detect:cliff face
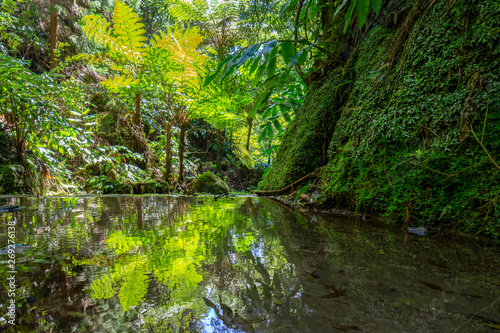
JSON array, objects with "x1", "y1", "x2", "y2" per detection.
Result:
[
  {"x1": 259, "y1": 70, "x2": 348, "y2": 191},
  {"x1": 261, "y1": 0, "x2": 500, "y2": 236}
]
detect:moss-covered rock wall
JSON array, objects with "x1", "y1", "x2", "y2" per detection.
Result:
[
  {"x1": 259, "y1": 70, "x2": 350, "y2": 190},
  {"x1": 262, "y1": 0, "x2": 500, "y2": 236}
]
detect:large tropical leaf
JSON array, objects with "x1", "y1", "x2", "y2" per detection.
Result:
[
  {"x1": 338, "y1": 0, "x2": 384, "y2": 33},
  {"x1": 280, "y1": 41, "x2": 295, "y2": 64}
]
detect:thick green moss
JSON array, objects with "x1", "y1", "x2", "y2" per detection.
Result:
[
  {"x1": 259, "y1": 70, "x2": 349, "y2": 191},
  {"x1": 192, "y1": 171, "x2": 229, "y2": 195},
  {"x1": 84, "y1": 175, "x2": 172, "y2": 194}
]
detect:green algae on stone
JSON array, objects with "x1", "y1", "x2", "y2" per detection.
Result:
[{"x1": 192, "y1": 171, "x2": 229, "y2": 195}]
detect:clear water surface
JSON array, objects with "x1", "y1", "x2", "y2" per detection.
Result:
[{"x1": 0, "y1": 195, "x2": 499, "y2": 332}]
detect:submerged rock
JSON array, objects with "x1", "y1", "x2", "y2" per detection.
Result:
[
  {"x1": 0, "y1": 205, "x2": 22, "y2": 213},
  {"x1": 407, "y1": 227, "x2": 428, "y2": 236},
  {"x1": 0, "y1": 244, "x2": 29, "y2": 255},
  {"x1": 407, "y1": 227, "x2": 441, "y2": 237},
  {"x1": 192, "y1": 171, "x2": 229, "y2": 195}
]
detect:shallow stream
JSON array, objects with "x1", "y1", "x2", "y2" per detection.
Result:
[{"x1": 0, "y1": 195, "x2": 499, "y2": 332}]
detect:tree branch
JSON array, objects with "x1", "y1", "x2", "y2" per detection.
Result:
[{"x1": 469, "y1": 123, "x2": 500, "y2": 171}]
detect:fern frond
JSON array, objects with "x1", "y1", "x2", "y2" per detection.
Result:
[
  {"x1": 217, "y1": 16, "x2": 236, "y2": 28},
  {"x1": 118, "y1": 264, "x2": 149, "y2": 312},
  {"x1": 70, "y1": 52, "x2": 112, "y2": 67},
  {"x1": 214, "y1": 0, "x2": 240, "y2": 22},
  {"x1": 112, "y1": 0, "x2": 146, "y2": 60},
  {"x1": 90, "y1": 274, "x2": 117, "y2": 299},
  {"x1": 168, "y1": 0, "x2": 206, "y2": 22},
  {"x1": 82, "y1": 14, "x2": 115, "y2": 49},
  {"x1": 152, "y1": 27, "x2": 206, "y2": 91},
  {"x1": 102, "y1": 74, "x2": 140, "y2": 92}
]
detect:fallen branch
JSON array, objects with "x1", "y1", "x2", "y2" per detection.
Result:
[{"x1": 254, "y1": 168, "x2": 322, "y2": 196}]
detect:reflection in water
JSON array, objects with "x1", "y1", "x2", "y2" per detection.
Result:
[{"x1": 0, "y1": 195, "x2": 499, "y2": 332}]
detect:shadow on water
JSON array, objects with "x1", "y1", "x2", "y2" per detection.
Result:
[{"x1": 0, "y1": 195, "x2": 499, "y2": 332}]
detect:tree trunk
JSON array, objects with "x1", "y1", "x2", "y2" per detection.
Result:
[
  {"x1": 320, "y1": 0, "x2": 334, "y2": 41},
  {"x1": 13, "y1": 104, "x2": 27, "y2": 163},
  {"x1": 178, "y1": 123, "x2": 187, "y2": 183},
  {"x1": 216, "y1": 129, "x2": 222, "y2": 169},
  {"x1": 49, "y1": 0, "x2": 58, "y2": 70},
  {"x1": 164, "y1": 122, "x2": 172, "y2": 183},
  {"x1": 246, "y1": 117, "x2": 253, "y2": 151},
  {"x1": 134, "y1": 93, "x2": 142, "y2": 127}
]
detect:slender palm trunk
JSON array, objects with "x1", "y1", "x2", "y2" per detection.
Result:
[
  {"x1": 164, "y1": 122, "x2": 172, "y2": 183},
  {"x1": 178, "y1": 123, "x2": 187, "y2": 182},
  {"x1": 216, "y1": 129, "x2": 222, "y2": 168},
  {"x1": 49, "y1": 0, "x2": 58, "y2": 70},
  {"x1": 246, "y1": 117, "x2": 253, "y2": 151}
]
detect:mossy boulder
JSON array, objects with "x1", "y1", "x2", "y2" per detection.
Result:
[
  {"x1": 85, "y1": 176, "x2": 173, "y2": 194},
  {"x1": 192, "y1": 171, "x2": 229, "y2": 195}
]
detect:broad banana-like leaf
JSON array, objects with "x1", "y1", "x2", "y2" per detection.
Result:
[{"x1": 280, "y1": 41, "x2": 295, "y2": 64}]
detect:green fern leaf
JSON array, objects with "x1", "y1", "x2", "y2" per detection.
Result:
[
  {"x1": 102, "y1": 75, "x2": 140, "y2": 92},
  {"x1": 112, "y1": 1, "x2": 146, "y2": 60},
  {"x1": 90, "y1": 274, "x2": 117, "y2": 299},
  {"x1": 169, "y1": 0, "x2": 206, "y2": 21},
  {"x1": 82, "y1": 14, "x2": 114, "y2": 49},
  {"x1": 118, "y1": 265, "x2": 149, "y2": 311}
]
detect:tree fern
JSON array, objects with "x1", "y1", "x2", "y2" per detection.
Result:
[{"x1": 151, "y1": 26, "x2": 206, "y2": 90}]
